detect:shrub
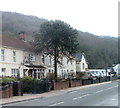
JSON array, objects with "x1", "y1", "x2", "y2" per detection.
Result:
[
  {"x1": 46, "y1": 73, "x2": 55, "y2": 81},
  {"x1": 68, "y1": 72, "x2": 76, "y2": 79},
  {"x1": 60, "y1": 79, "x2": 67, "y2": 82},
  {"x1": 22, "y1": 76, "x2": 33, "y2": 93},
  {"x1": 77, "y1": 72, "x2": 85, "y2": 78},
  {"x1": 32, "y1": 79, "x2": 51, "y2": 93}
]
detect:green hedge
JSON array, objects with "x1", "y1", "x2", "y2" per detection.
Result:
[
  {"x1": 32, "y1": 79, "x2": 50, "y2": 93},
  {"x1": 0, "y1": 77, "x2": 17, "y2": 82},
  {"x1": 22, "y1": 76, "x2": 33, "y2": 93}
]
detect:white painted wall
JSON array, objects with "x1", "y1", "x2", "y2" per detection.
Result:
[
  {"x1": 0, "y1": 47, "x2": 24, "y2": 77},
  {"x1": 113, "y1": 64, "x2": 120, "y2": 74},
  {"x1": 76, "y1": 54, "x2": 88, "y2": 72},
  {"x1": 0, "y1": 46, "x2": 76, "y2": 79}
]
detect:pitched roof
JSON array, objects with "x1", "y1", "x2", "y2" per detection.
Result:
[
  {"x1": 0, "y1": 36, "x2": 33, "y2": 51},
  {"x1": 74, "y1": 53, "x2": 82, "y2": 62},
  {"x1": 74, "y1": 53, "x2": 88, "y2": 63}
]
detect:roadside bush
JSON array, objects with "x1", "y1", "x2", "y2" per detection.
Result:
[
  {"x1": 31, "y1": 79, "x2": 51, "y2": 93},
  {"x1": 22, "y1": 76, "x2": 33, "y2": 93}
]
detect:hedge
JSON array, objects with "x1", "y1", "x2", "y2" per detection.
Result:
[{"x1": 0, "y1": 77, "x2": 17, "y2": 82}]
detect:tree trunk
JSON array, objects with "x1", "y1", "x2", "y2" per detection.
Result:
[{"x1": 54, "y1": 47, "x2": 57, "y2": 81}]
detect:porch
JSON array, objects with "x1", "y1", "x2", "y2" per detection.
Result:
[{"x1": 23, "y1": 65, "x2": 46, "y2": 79}]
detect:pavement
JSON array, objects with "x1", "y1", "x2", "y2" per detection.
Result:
[{"x1": 1, "y1": 80, "x2": 114, "y2": 105}]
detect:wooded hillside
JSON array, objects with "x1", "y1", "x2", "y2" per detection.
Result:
[{"x1": 1, "y1": 11, "x2": 118, "y2": 68}]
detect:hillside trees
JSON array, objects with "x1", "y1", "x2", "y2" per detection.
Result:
[
  {"x1": 1, "y1": 11, "x2": 118, "y2": 69},
  {"x1": 77, "y1": 32, "x2": 118, "y2": 68}
]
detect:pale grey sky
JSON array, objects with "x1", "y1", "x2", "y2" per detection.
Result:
[{"x1": 0, "y1": 0, "x2": 118, "y2": 37}]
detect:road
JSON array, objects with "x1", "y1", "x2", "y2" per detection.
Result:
[{"x1": 4, "y1": 80, "x2": 119, "y2": 107}]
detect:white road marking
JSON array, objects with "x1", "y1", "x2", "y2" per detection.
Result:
[
  {"x1": 73, "y1": 94, "x2": 90, "y2": 100},
  {"x1": 95, "y1": 90, "x2": 104, "y2": 93},
  {"x1": 70, "y1": 91, "x2": 77, "y2": 93},
  {"x1": 111, "y1": 98, "x2": 116, "y2": 101},
  {"x1": 95, "y1": 85, "x2": 118, "y2": 94},
  {"x1": 49, "y1": 101, "x2": 64, "y2": 106}
]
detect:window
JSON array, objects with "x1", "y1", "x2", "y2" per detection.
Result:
[
  {"x1": 13, "y1": 51, "x2": 16, "y2": 62},
  {"x1": 82, "y1": 63, "x2": 85, "y2": 70},
  {"x1": 1, "y1": 68, "x2": 6, "y2": 76},
  {"x1": 67, "y1": 58, "x2": 69, "y2": 64},
  {"x1": 29, "y1": 54, "x2": 36, "y2": 61},
  {"x1": 41, "y1": 55, "x2": 45, "y2": 64},
  {"x1": 61, "y1": 70, "x2": 64, "y2": 78},
  {"x1": 49, "y1": 56, "x2": 52, "y2": 65},
  {"x1": 67, "y1": 69, "x2": 69, "y2": 73},
  {"x1": 52, "y1": 70, "x2": 54, "y2": 73},
  {"x1": 1, "y1": 49, "x2": 5, "y2": 61},
  {"x1": 49, "y1": 69, "x2": 51, "y2": 72},
  {"x1": 61, "y1": 57, "x2": 63, "y2": 64},
  {"x1": 11, "y1": 69, "x2": 19, "y2": 77}
]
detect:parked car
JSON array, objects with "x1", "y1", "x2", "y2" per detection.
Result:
[{"x1": 87, "y1": 72, "x2": 96, "y2": 80}]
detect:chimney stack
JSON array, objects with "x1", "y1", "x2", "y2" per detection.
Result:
[{"x1": 19, "y1": 32, "x2": 26, "y2": 41}]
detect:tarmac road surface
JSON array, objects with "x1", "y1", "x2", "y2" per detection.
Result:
[{"x1": 4, "y1": 80, "x2": 119, "y2": 107}]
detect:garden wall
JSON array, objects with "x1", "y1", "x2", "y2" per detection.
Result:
[
  {"x1": 69, "y1": 79, "x2": 82, "y2": 87},
  {"x1": 0, "y1": 81, "x2": 21, "y2": 98},
  {"x1": 0, "y1": 83, "x2": 13, "y2": 98},
  {"x1": 51, "y1": 80, "x2": 69, "y2": 90}
]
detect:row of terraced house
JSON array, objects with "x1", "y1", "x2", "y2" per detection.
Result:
[{"x1": 0, "y1": 33, "x2": 88, "y2": 79}]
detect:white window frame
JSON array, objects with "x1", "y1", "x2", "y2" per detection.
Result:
[
  {"x1": 13, "y1": 51, "x2": 16, "y2": 62},
  {"x1": 1, "y1": 49, "x2": 5, "y2": 61},
  {"x1": 82, "y1": 63, "x2": 85, "y2": 70},
  {"x1": 49, "y1": 56, "x2": 52, "y2": 65},
  {"x1": 1, "y1": 68, "x2": 6, "y2": 76},
  {"x1": 61, "y1": 57, "x2": 63, "y2": 65},
  {"x1": 29, "y1": 54, "x2": 36, "y2": 62},
  {"x1": 41, "y1": 55, "x2": 45, "y2": 64},
  {"x1": 11, "y1": 69, "x2": 19, "y2": 77}
]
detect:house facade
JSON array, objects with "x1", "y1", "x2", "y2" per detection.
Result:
[
  {"x1": 113, "y1": 64, "x2": 120, "y2": 74},
  {"x1": 0, "y1": 35, "x2": 46, "y2": 78},
  {"x1": 0, "y1": 46, "x2": 24, "y2": 77},
  {"x1": 0, "y1": 35, "x2": 77, "y2": 79},
  {"x1": 75, "y1": 53, "x2": 88, "y2": 73}
]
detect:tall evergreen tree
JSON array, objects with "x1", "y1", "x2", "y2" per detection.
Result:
[{"x1": 33, "y1": 20, "x2": 79, "y2": 80}]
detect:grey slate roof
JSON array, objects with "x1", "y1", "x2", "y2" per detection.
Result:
[
  {"x1": 74, "y1": 53, "x2": 88, "y2": 63},
  {"x1": 74, "y1": 53, "x2": 83, "y2": 62}
]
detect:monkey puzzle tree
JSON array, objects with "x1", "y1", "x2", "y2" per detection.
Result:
[{"x1": 33, "y1": 20, "x2": 79, "y2": 80}]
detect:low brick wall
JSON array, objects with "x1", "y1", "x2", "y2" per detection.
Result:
[
  {"x1": 0, "y1": 81, "x2": 21, "y2": 98},
  {"x1": 51, "y1": 80, "x2": 69, "y2": 90},
  {"x1": 70, "y1": 79, "x2": 82, "y2": 87},
  {"x1": 51, "y1": 79, "x2": 82, "y2": 90},
  {"x1": 0, "y1": 83, "x2": 13, "y2": 98}
]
